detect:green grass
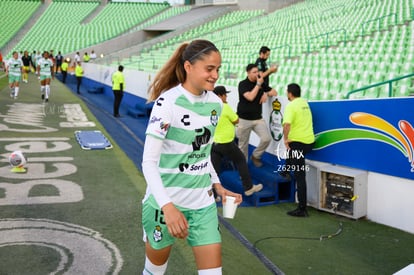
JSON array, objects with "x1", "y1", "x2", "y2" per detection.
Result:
[{"x1": 229, "y1": 204, "x2": 414, "y2": 274}]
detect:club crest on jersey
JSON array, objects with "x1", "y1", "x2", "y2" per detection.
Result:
[
  {"x1": 153, "y1": 225, "x2": 163, "y2": 242},
  {"x1": 210, "y1": 110, "x2": 219, "y2": 126}
]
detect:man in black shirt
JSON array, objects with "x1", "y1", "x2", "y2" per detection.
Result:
[
  {"x1": 55, "y1": 51, "x2": 63, "y2": 74},
  {"x1": 237, "y1": 64, "x2": 277, "y2": 167}
]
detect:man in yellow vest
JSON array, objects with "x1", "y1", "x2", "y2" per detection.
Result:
[
  {"x1": 75, "y1": 61, "x2": 83, "y2": 94},
  {"x1": 211, "y1": 86, "x2": 263, "y2": 197},
  {"x1": 83, "y1": 52, "x2": 90, "y2": 63},
  {"x1": 112, "y1": 65, "x2": 125, "y2": 117},
  {"x1": 282, "y1": 83, "x2": 315, "y2": 217}
]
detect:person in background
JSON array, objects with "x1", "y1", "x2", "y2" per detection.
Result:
[
  {"x1": 0, "y1": 51, "x2": 3, "y2": 71},
  {"x1": 83, "y1": 52, "x2": 90, "y2": 63},
  {"x1": 33, "y1": 50, "x2": 42, "y2": 70},
  {"x1": 49, "y1": 50, "x2": 55, "y2": 73},
  {"x1": 73, "y1": 52, "x2": 80, "y2": 67},
  {"x1": 211, "y1": 85, "x2": 263, "y2": 196},
  {"x1": 112, "y1": 65, "x2": 125, "y2": 117},
  {"x1": 21, "y1": 50, "x2": 32, "y2": 83},
  {"x1": 55, "y1": 51, "x2": 63, "y2": 74},
  {"x1": 36, "y1": 51, "x2": 54, "y2": 102},
  {"x1": 282, "y1": 83, "x2": 315, "y2": 217},
  {"x1": 255, "y1": 46, "x2": 278, "y2": 90},
  {"x1": 90, "y1": 50, "x2": 97, "y2": 61},
  {"x1": 141, "y1": 39, "x2": 241, "y2": 275},
  {"x1": 61, "y1": 58, "x2": 69, "y2": 83},
  {"x1": 75, "y1": 61, "x2": 83, "y2": 94},
  {"x1": 5, "y1": 51, "x2": 23, "y2": 99},
  {"x1": 237, "y1": 63, "x2": 277, "y2": 167}
]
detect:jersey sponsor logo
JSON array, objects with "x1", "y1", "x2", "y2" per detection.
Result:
[
  {"x1": 156, "y1": 97, "x2": 165, "y2": 106},
  {"x1": 189, "y1": 161, "x2": 208, "y2": 171},
  {"x1": 192, "y1": 127, "x2": 211, "y2": 151},
  {"x1": 178, "y1": 163, "x2": 189, "y2": 172},
  {"x1": 188, "y1": 152, "x2": 206, "y2": 159},
  {"x1": 181, "y1": 114, "x2": 190, "y2": 126},
  {"x1": 149, "y1": 116, "x2": 162, "y2": 124},
  {"x1": 160, "y1": 122, "x2": 169, "y2": 132},
  {"x1": 149, "y1": 116, "x2": 169, "y2": 135},
  {"x1": 178, "y1": 161, "x2": 208, "y2": 172}
]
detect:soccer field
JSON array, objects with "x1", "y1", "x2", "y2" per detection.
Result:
[{"x1": 0, "y1": 73, "x2": 271, "y2": 274}]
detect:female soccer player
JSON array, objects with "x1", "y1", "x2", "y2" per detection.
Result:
[
  {"x1": 37, "y1": 51, "x2": 54, "y2": 102},
  {"x1": 142, "y1": 39, "x2": 242, "y2": 275},
  {"x1": 5, "y1": 51, "x2": 23, "y2": 99}
]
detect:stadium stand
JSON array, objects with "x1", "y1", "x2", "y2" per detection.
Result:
[
  {"x1": 7, "y1": 1, "x2": 169, "y2": 57},
  {"x1": 114, "y1": 0, "x2": 412, "y2": 99},
  {"x1": 128, "y1": 5, "x2": 192, "y2": 32},
  {"x1": 2, "y1": 0, "x2": 413, "y2": 99},
  {"x1": 0, "y1": 0, "x2": 41, "y2": 49},
  {"x1": 122, "y1": 9, "x2": 265, "y2": 71}
]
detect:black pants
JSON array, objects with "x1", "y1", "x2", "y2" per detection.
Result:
[
  {"x1": 211, "y1": 140, "x2": 253, "y2": 191},
  {"x1": 113, "y1": 90, "x2": 124, "y2": 116},
  {"x1": 76, "y1": 76, "x2": 82, "y2": 93},
  {"x1": 62, "y1": 71, "x2": 67, "y2": 83},
  {"x1": 285, "y1": 141, "x2": 314, "y2": 210}
]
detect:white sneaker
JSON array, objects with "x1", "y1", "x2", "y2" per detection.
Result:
[{"x1": 245, "y1": 183, "x2": 263, "y2": 196}]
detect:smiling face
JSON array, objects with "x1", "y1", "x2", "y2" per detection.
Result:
[{"x1": 183, "y1": 51, "x2": 221, "y2": 95}]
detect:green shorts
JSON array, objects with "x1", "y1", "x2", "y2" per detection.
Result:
[
  {"x1": 8, "y1": 75, "x2": 21, "y2": 83},
  {"x1": 40, "y1": 75, "x2": 51, "y2": 81},
  {"x1": 142, "y1": 201, "x2": 221, "y2": 250}
]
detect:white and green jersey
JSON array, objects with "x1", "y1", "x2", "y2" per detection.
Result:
[
  {"x1": 143, "y1": 84, "x2": 222, "y2": 210},
  {"x1": 38, "y1": 58, "x2": 53, "y2": 77},
  {"x1": 7, "y1": 58, "x2": 23, "y2": 76}
]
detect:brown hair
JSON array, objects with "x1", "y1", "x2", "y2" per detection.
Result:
[{"x1": 147, "y1": 39, "x2": 219, "y2": 102}]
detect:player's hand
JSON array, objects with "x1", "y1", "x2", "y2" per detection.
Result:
[
  {"x1": 270, "y1": 65, "x2": 278, "y2": 73},
  {"x1": 284, "y1": 139, "x2": 291, "y2": 150},
  {"x1": 162, "y1": 202, "x2": 189, "y2": 239},
  {"x1": 214, "y1": 183, "x2": 242, "y2": 205}
]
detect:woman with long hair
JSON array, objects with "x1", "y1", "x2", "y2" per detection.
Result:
[{"x1": 142, "y1": 39, "x2": 242, "y2": 275}]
